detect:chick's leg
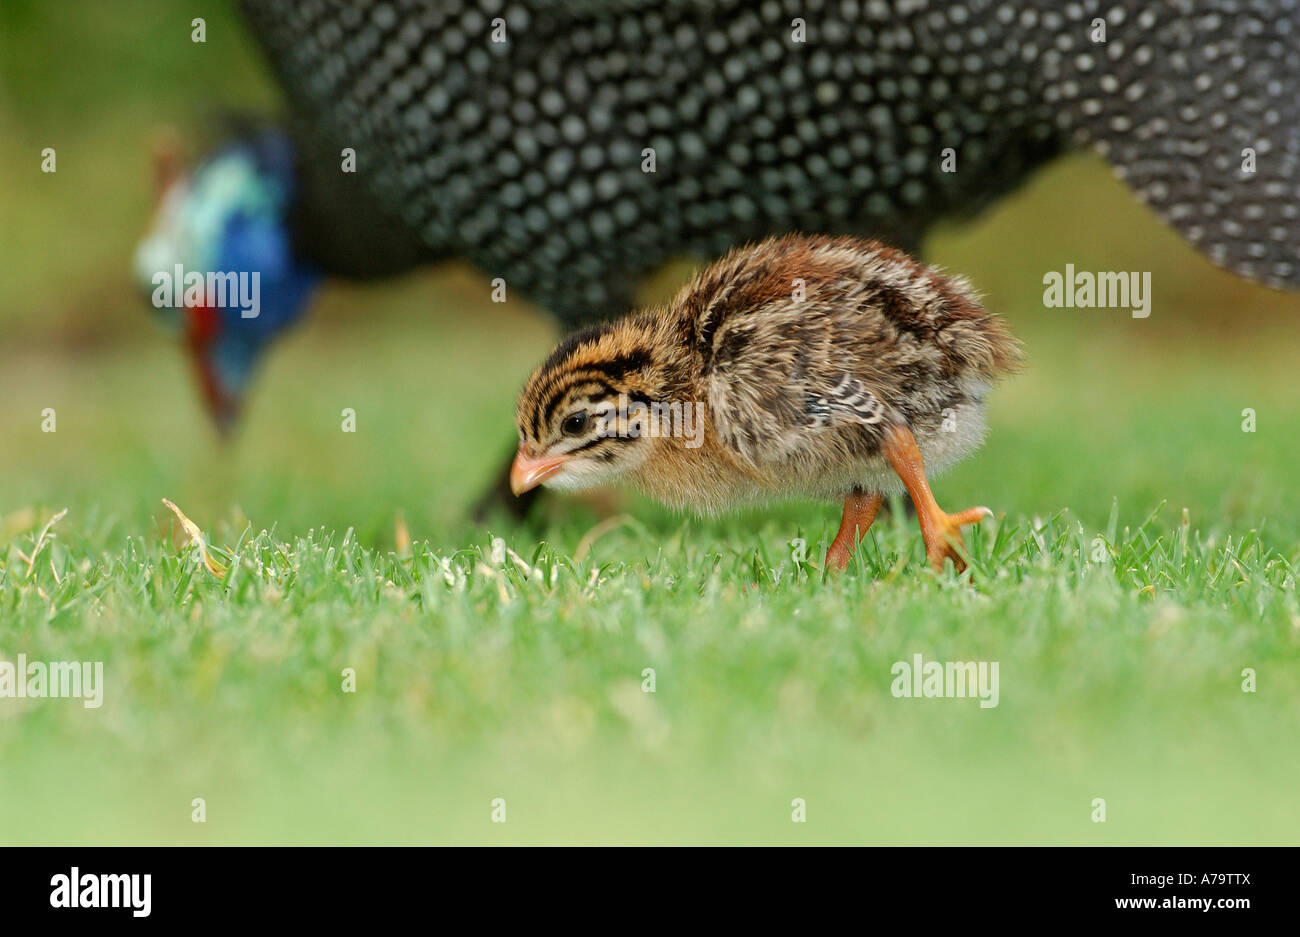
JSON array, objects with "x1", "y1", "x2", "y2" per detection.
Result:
[
  {"x1": 825, "y1": 489, "x2": 884, "y2": 571},
  {"x1": 882, "y1": 424, "x2": 990, "y2": 572}
]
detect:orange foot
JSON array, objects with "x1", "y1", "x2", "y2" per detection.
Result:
[
  {"x1": 916, "y1": 505, "x2": 991, "y2": 572},
  {"x1": 882, "y1": 423, "x2": 992, "y2": 573}
]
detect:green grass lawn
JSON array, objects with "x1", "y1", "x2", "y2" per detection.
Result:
[
  {"x1": 2, "y1": 495, "x2": 1297, "y2": 845},
  {"x1": 2, "y1": 0, "x2": 1299, "y2": 840}
]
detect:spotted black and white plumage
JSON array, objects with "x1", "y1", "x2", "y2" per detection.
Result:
[{"x1": 238, "y1": 0, "x2": 1299, "y2": 329}]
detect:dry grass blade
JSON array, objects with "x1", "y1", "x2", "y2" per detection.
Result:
[
  {"x1": 161, "y1": 498, "x2": 227, "y2": 578},
  {"x1": 18, "y1": 507, "x2": 67, "y2": 579}
]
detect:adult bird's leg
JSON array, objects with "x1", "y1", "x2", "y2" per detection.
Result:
[
  {"x1": 472, "y1": 445, "x2": 542, "y2": 522},
  {"x1": 825, "y1": 489, "x2": 884, "y2": 571},
  {"x1": 882, "y1": 424, "x2": 990, "y2": 572}
]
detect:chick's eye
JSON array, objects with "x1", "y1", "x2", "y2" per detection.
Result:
[{"x1": 561, "y1": 412, "x2": 590, "y2": 437}]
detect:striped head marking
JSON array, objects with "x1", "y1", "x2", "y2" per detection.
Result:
[{"x1": 511, "y1": 324, "x2": 659, "y2": 495}]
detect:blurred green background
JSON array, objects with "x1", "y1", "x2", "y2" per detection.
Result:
[{"x1": 2, "y1": 1, "x2": 1298, "y2": 845}]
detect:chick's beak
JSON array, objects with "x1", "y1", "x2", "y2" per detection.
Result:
[{"x1": 510, "y1": 448, "x2": 569, "y2": 496}]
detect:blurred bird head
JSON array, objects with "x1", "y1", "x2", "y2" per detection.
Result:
[{"x1": 134, "y1": 128, "x2": 320, "y2": 435}]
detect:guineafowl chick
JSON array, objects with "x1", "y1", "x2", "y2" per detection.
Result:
[{"x1": 513, "y1": 234, "x2": 1021, "y2": 572}]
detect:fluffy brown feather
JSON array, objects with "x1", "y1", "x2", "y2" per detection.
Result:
[{"x1": 515, "y1": 233, "x2": 1021, "y2": 515}]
